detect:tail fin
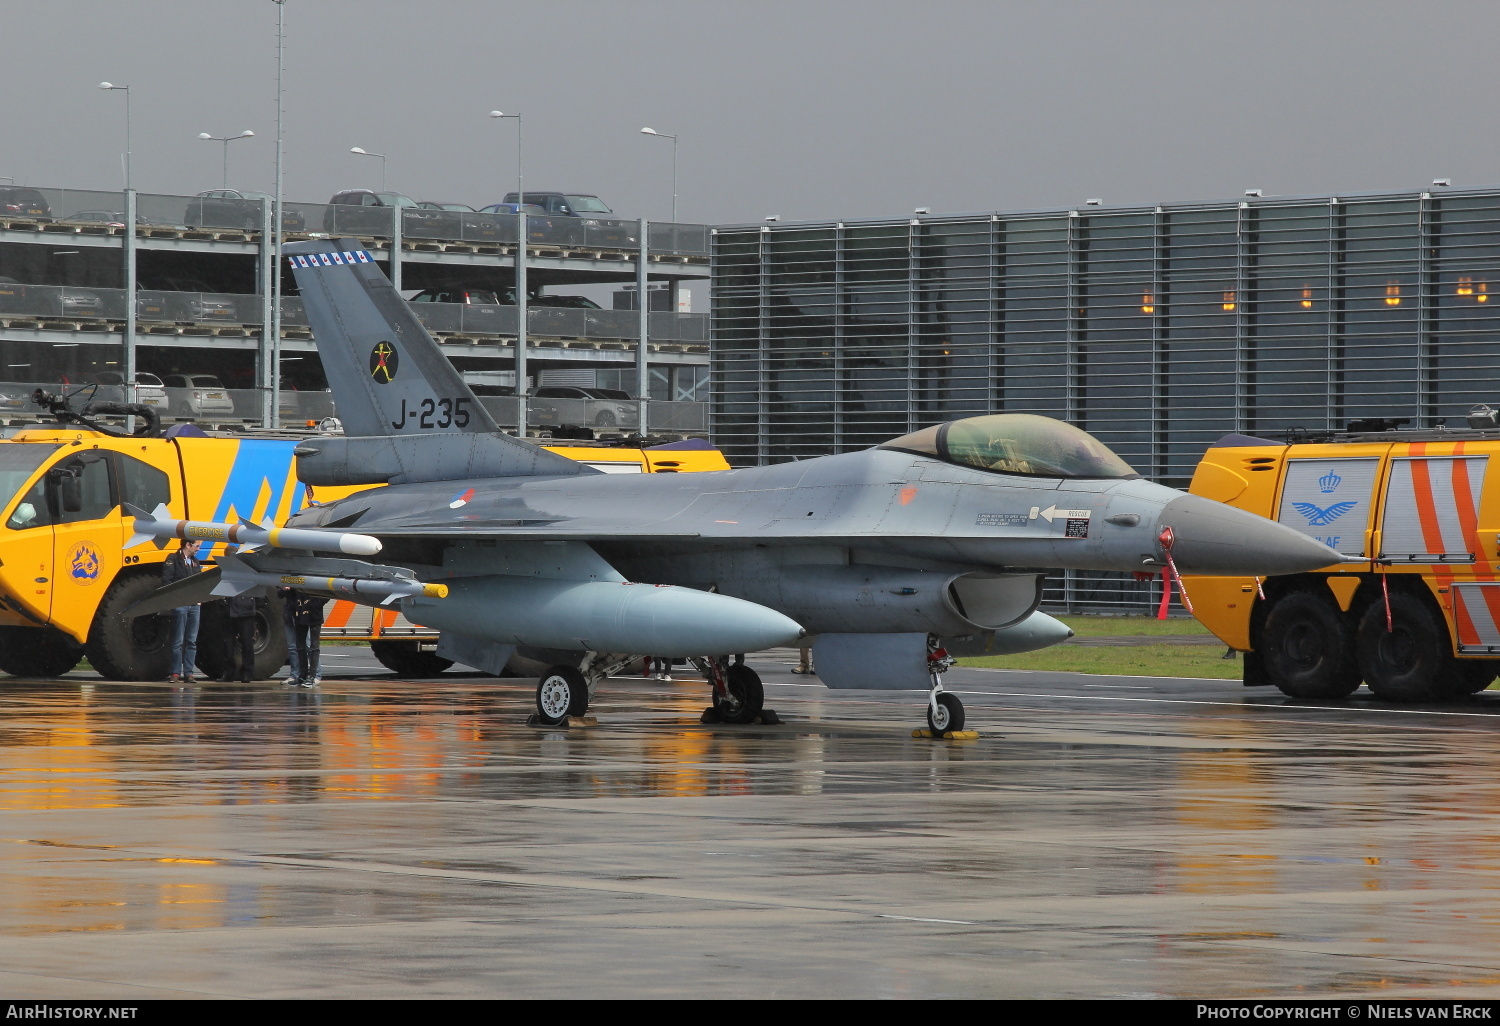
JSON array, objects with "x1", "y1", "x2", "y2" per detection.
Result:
[
  {"x1": 286, "y1": 238, "x2": 588, "y2": 480},
  {"x1": 284, "y1": 239, "x2": 492, "y2": 434}
]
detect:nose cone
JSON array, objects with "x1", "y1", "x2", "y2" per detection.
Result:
[
  {"x1": 1160, "y1": 493, "x2": 1342, "y2": 575},
  {"x1": 989, "y1": 610, "x2": 1074, "y2": 655}
]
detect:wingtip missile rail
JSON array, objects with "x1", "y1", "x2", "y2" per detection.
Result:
[{"x1": 124, "y1": 503, "x2": 382, "y2": 556}]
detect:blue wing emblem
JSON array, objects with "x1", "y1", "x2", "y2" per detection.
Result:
[{"x1": 1291, "y1": 501, "x2": 1358, "y2": 527}]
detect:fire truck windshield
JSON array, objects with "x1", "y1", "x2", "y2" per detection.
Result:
[{"x1": 0, "y1": 444, "x2": 60, "y2": 528}]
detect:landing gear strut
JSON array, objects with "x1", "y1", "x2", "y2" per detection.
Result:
[
  {"x1": 533, "y1": 652, "x2": 638, "y2": 725},
  {"x1": 692, "y1": 656, "x2": 764, "y2": 724},
  {"x1": 925, "y1": 642, "x2": 964, "y2": 733}
]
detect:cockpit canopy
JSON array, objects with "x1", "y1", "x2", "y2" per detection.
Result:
[{"x1": 880, "y1": 414, "x2": 1138, "y2": 479}]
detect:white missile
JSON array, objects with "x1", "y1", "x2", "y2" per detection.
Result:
[
  {"x1": 211, "y1": 566, "x2": 447, "y2": 605},
  {"x1": 125, "y1": 502, "x2": 381, "y2": 556}
]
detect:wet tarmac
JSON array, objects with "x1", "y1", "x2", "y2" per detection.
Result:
[{"x1": 4, "y1": 648, "x2": 1500, "y2": 999}]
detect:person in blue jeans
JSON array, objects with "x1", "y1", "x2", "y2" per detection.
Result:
[
  {"x1": 278, "y1": 586, "x2": 302, "y2": 685},
  {"x1": 162, "y1": 540, "x2": 204, "y2": 683}
]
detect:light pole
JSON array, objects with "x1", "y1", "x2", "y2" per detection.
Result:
[
  {"x1": 98, "y1": 81, "x2": 136, "y2": 422},
  {"x1": 640, "y1": 126, "x2": 678, "y2": 223},
  {"x1": 349, "y1": 147, "x2": 386, "y2": 192},
  {"x1": 198, "y1": 130, "x2": 255, "y2": 188},
  {"x1": 489, "y1": 110, "x2": 526, "y2": 437},
  {"x1": 268, "y1": 0, "x2": 287, "y2": 429}
]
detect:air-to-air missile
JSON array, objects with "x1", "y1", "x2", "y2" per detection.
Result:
[{"x1": 124, "y1": 502, "x2": 381, "y2": 556}]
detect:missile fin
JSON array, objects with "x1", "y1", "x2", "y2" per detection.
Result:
[{"x1": 122, "y1": 502, "x2": 163, "y2": 550}]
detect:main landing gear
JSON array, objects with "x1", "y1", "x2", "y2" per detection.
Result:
[
  {"x1": 533, "y1": 652, "x2": 639, "y2": 725},
  {"x1": 925, "y1": 642, "x2": 965, "y2": 734}
]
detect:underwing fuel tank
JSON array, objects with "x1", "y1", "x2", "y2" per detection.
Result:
[{"x1": 406, "y1": 577, "x2": 805, "y2": 657}]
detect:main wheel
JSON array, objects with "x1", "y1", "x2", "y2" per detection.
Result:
[
  {"x1": 1356, "y1": 591, "x2": 1455, "y2": 703},
  {"x1": 536, "y1": 665, "x2": 588, "y2": 724},
  {"x1": 714, "y1": 663, "x2": 764, "y2": 724},
  {"x1": 0, "y1": 626, "x2": 82, "y2": 678},
  {"x1": 84, "y1": 571, "x2": 175, "y2": 681},
  {"x1": 1259, "y1": 589, "x2": 1362, "y2": 699},
  {"x1": 195, "y1": 594, "x2": 288, "y2": 681},
  {"x1": 927, "y1": 692, "x2": 965, "y2": 733},
  {"x1": 1452, "y1": 660, "x2": 1499, "y2": 695},
  {"x1": 370, "y1": 639, "x2": 454, "y2": 677}
]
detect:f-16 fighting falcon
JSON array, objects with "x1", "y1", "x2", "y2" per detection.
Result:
[{"x1": 131, "y1": 238, "x2": 1342, "y2": 732}]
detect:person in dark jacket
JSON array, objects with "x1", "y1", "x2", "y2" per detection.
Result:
[
  {"x1": 162, "y1": 541, "x2": 204, "y2": 683},
  {"x1": 218, "y1": 593, "x2": 260, "y2": 683},
  {"x1": 286, "y1": 589, "x2": 328, "y2": 688}
]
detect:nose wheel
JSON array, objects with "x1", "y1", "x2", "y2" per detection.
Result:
[{"x1": 923, "y1": 642, "x2": 966, "y2": 734}]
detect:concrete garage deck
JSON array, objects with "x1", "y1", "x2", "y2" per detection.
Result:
[{"x1": 3, "y1": 649, "x2": 1500, "y2": 999}]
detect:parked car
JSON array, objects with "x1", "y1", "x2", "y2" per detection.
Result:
[
  {"x1": 532, "y1": 294, "x2": 602, "y2": 309},
  {"x1": 161, "y1": 374, "x2": 235, "y2": 418},
  {"x1": 183, "y1": 190, "x2": 307, "y2": 232},
  {"x1": 0, "y1": 275, "x2": 26, "y2": 313},
  {"x1": 499, "y1": 192, "x2": 634, "y2": 246},
  {"x1": 404, "y1": 201, "x2": 477, "y2": 239},
  {"x1": 86, "y1": 370, "x2": 168, "y2": 408},
  {"x1": 137, "y1": 276, "x2": 238, "y2": 322},
  {"x1": 531, "y1": 385, "x2": 639, "y2": 430},
  {"x1": 0, "y1": 187, "x2": 51, "y2": 221},
  {"x1": 477, "y1": 202, "x2": 548, "y2": 216},
  {"x1": 408, "y1": 286, "x2": 509, "y2": 306},
  {"x1": 58, "y1": 288, "x2": 104, "y2": 318},
  {"x1": 501, "y1": 192, "x2": 614, "y2": 216},
  {"x1": 322, "y1": 190, "x2": 418, "y2": 234}
]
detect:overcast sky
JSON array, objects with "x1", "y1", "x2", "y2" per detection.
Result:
[{"x1": 5, "y1": 0, "x2": 1499, "y2": 226}]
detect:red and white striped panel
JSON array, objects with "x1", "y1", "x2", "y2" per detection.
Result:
[
  {"x1": 1452, "y1": 583, "x2": 1500, "y2": 654},
  {"x1": 1379, "y1": 456, "x2": 1486, "y2": 562}
]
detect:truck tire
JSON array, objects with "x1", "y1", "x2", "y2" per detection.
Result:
[
  {"x1": 195, "y1": 594, "x2": 288, "y2": 681},
  {"x1": 1451, "y1": 660, "x2": 1498, "y2": 695},
  {"x1": 1356, "y1": 591, "x2": 1456, "y2": 702},
  {"x1": 84, "y1": 571, "x2": 175, "y2": 681},
  {"x1": 370, "y1": 639, "x2": 453, "y2": 677},
  {"x1": 1259, "y1": 589, "x2": 1362, "y2": 699},
  {"x1": 0, "y1": 625, "x2": 83, "y2": 678}
]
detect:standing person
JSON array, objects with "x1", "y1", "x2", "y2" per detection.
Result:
[
  {"x1": 277, "y1": 586, "x2": 301, "y2": 685},
  {"x1": 287, "y1": 588, "x2": 328, "y2": 688},
  {"x1": 162, "y1": 540, "x2": 204, "y2": 684},
  {"x1": 792, "y1": 645, "x2": 815, "y2": 675},
  {"x1": 218, "y1": 593, "x2": 259, "y2": 683}
]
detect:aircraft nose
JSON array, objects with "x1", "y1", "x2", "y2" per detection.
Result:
[{"x1": 1158, "y1": 493, "x2": 1342, "y2": 576}]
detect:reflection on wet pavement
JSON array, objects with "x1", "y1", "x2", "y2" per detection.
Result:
[{"x1": 3, "y1": 656, "x2": 1500, "y2": 998}]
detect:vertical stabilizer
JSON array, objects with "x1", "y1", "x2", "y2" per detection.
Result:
[{"x1": 286, "y1": 239, "x2": 499, "y2": 438}]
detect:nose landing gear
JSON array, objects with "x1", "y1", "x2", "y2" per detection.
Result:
[{"x1": 924, "y1": 643, "x2": 965, "y2": 734}]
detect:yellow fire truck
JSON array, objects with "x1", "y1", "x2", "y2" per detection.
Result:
[
  {"x1": 0, "y1": 426, "x2": 726, "y2": 681},
  {"x1": 1186, "y1": 424, "x2": 1500, "y2": 702}
]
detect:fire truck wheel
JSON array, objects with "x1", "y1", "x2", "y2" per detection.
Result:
[
  {"x1": 0, "y1": 626, "x2": 82, "y2": 678},
  {"x1": 370, "y1": 639, "x2": 454, "y2": 678},
  {"x1": 84, "y1": 571, "x2": 175, "y2": 681},
  {"x1": 1450, "y1": 660, "x2": 1498, "y2": 695},
  {"x1": 1356, "y1": 592, "x2": 1456, "y2": 702},
  {"x1": 1260, "y1": 590, "x2": 1362, "y2": 699},
  {"x1": 195, "y1": 594, "x2": 289, "y2": 681}
]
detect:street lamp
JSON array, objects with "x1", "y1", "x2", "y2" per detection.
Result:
[
  {"x1": 98, "y1": 81, "x2": 136, "y2": 424},
  {"x1": 489, "y1": 110, "x2": 527, "y2": 438},
  {"x1": 349, "y1": 146, "x2": 387, "y2": 192},
  {"x1": 97, "y1": 82, "x2": 132, "y2": 190},
  {"x1": 198, "y1": 130, "x2": 255, "y2": 188},
  {"x1": 640, "y1": 126, "x2": 678, "y2": 223}
]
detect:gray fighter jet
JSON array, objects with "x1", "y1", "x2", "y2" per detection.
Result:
[{"x1": 133, "y1": 239, "x2": 1341, "y2": 732}]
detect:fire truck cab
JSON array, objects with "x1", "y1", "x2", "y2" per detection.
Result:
[{"x1": 1186, "y1": 424, "x2": 1500, "y2": 702}]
